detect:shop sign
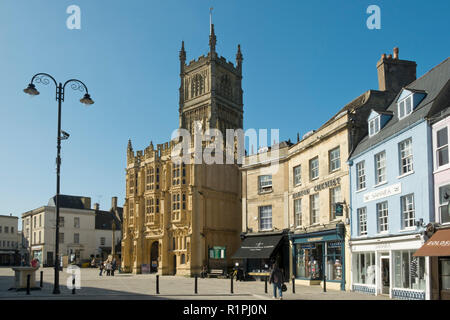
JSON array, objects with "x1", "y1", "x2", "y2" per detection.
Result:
[
  {"x1": 426, "y1": 240, "x2": 450, "y2": 247},
  {"x1": 307, "y1": 237, "x2": 323, "y2": 242},
  {"x1": 293, "y1": 177, "x2": 341, "y2": 199},
  {"x1": 328, "y1": 241, "x2": 342, "y2": 248},
  {"x1": 300, "y1": 243, "x2": 316, "y2": 249},
  {"x1": 363, "y1": 183, "x2": 401, "y2": 203}
]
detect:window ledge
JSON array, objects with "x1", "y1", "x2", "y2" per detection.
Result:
[
  {"x1": 356, "y1": 188, "x2": 367, "y2": 194},
  {"x1": 329, "y1": 168, "x2": 341, "y2": 174},
  {"x1": 310, "y1": 177, "x2": 319, "y2": 182},
  {"x1": 399, "y1": 227, "x2": 417, "y2": 232},
  {"x1": 258, "y1": 190, "x2": 274, "y2": 195},
  {"x1": 397, "y1": 171, "x2": 415, "y2": 179},
  {"x1": 374, "y1": 181, "x2": 388, "y2": 188},
  {"x1": 375, "y1": 231, "x2": 389, "y2": 236}
]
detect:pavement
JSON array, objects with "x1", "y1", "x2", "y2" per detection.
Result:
[{"x1": 0, "y1": 267, "x2": 390, "y2": 300}]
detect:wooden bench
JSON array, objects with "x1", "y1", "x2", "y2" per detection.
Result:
[{"x1": 207, "y1": 269, "x2": 224, "y2": 278}]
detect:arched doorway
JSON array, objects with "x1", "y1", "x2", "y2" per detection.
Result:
[{"x1": 150, "y1": 241, "x2": 159, "y2": 273}]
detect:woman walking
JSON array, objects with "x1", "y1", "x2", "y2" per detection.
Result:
[{"x1": 269, "y1": 263, "x2": 284, "y2": 300}]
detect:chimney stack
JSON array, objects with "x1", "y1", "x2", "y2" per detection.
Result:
[
  {"x1": 93, "y1": 203, "x2": 99, "y2": 211},
  {"x1": 377, "y1": 47, "x2": 416, "y2": 94},
  {"x1": 111, "y1": 197, "x2": 118, "y2": 210}
]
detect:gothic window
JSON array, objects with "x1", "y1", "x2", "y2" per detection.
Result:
[
  {"x1": 219, "y1": 74, "x2": 232, "y2": 98},
  {"x1": 146, "y1": 167, "x2": 155, "y2": 191},
  {"x1": 190, "y1": 74, "x2": 205, "y2": 98}
]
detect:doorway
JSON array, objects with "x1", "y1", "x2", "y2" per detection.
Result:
[
  {"x1": 381, "y1": 257, "x2": 390, "y2": 295},
  {"x1": 150, "y1": 242, "x2": 159, "y2": 273},
  {"x1": 47, "y1": 252, "x2": 54, "y2": 267}
]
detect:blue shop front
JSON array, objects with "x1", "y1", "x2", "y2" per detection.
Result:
[{"x1": 290, "y1": 224, "x2": 346, "y2": 291}]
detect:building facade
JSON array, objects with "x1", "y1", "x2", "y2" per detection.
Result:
[
  {"x1": 237, "y1": 48, "x2": 412, "y2": 291},
  {"x1": 0, "y1": 214, "x2": 20, "y2": 265},
  {"x1": 121, "y1": 25, "x2": 243, "y2": 276},
  {"x1": 22, "y1": 195, "x2": 122, "y2": 266},
  {"x1": 349, "y1": 57, "x2": 450, "y2": 300}
]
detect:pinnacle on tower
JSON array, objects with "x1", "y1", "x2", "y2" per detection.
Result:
[
  {"x1": 179, "y1": 40, "x2": 186, "y2": 62},
  {"x1": 209, "y1": 24, "x2": 216, "y2": 53},
  {"x1": 236, "y1": 44, "x2": 243, "y2": 71},
  {"x1": 127, "y1": 139, "x2": 133, "y2": 152}
]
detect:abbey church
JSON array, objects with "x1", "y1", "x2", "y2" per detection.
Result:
[{"x1": 121, "y1": 24, "x2": 244, "y2": 275}]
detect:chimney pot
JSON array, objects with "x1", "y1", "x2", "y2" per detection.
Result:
[
  {"x1": 387, "y1": 54, "x2": 392, "y2": 59},
  {"x1": 112, "y1": 197, "x2": 118, "y2": 210},
  {"x1": 94, "y1": 203, "x2": 99, "y2": 210},
  {"x1": 393, "y1": 47, "x2": 399, "y2": 59}
]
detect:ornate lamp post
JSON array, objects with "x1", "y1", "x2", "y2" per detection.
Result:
[{"x1": 24, "y1": 73, "x2": 94, "y2": 294}]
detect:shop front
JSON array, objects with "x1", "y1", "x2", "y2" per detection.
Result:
[
  {"x1": 351, "y1": 234, "x2": 429, "y2": 300},
  {"x1": 291, "y1": 225, "x2": 346, "y2": 290},
  {"x1": 231, "y1": 231, "x2": 289, "y2": 281},
  {"x1": 414, "y1": 227, "x2": 450, "y2": 300}
]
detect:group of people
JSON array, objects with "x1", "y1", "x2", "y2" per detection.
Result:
[{"x1": 98, "y1": 258, "x2": 117, "y2": 276}]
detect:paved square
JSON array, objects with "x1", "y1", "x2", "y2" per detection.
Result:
[{"x1": 0, "y1": 267, "x2": 389, "y2": 300}]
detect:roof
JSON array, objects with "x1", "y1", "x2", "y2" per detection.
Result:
[
  {"x1": 351, "y1": 58, "x2": 450, "y2": 158},
  {"x1": 47, "y1": 195, "x2": 91, "y2": 210},
  {"x1": 95, "y1": 208, "x2": 123, "y2": 230}
]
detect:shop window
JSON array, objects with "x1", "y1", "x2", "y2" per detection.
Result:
[
  {"x1": 325, "y1": 242, "x2": 343, "y2": 281},
  {"x1": 441, "y1": 258, "x2": 450, "y2": 291},
  {"x1": 295, "y1": 243, "x2": 323, "y2": 280},
  {"x1": 393, "y1": 251, "x2": 425, "y2": 291},
  {"x1": 355, "y1": 252, "x2": 376, "y2": 285}
]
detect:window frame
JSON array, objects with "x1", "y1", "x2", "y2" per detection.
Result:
[
  {"x1": 294, "y1": 198, "x2": 302, "y2": 227},
  {"x1": 310, "y1": 193, "x2": 319, "y2": 224},
  {"x1": 259, "y1": 205, "x2": 273, "y2": 231},
  {"x1": 358, "y1": 207, "x2": 367, "y2": 236},
  {"x1": 375, "y1": 151, "x2": 387, "y2": 185},
  {"x1": 309, "y1": 157, "x2": 319, "y2": 181},
  {"x1": 293, "y1": 165, "x2": 302, "y2": 186},
  {"x1": 369, "y1": 116, "x2": 381, "y2": 136},
  {"x1": 399, "y1": 138, "x2": 413, "y2": 175},
  {"x1": 330, "y1": 186, "x2": 342, "y2": 220},
  {"x1": 258, "y1": 175, "x2": 273, "y2": 194},
  {"x1": 329, "y1": 147, "x2": 341, "y2": 172},
  {"x1": 398, "y1": 95, "x2": 413, "y2": 120},
  {"x1": 401, "y1": 194, "x2": 415, "y2": 229},
  {"x1": 377, "y1": 201, "x2": 389, "y2": 233},
  {"x1": 436, "y1": 127, "x2": 449, "y2": 168},
  {"x1": 356, "y1": 161, "x2": 366, "y2": 190}
]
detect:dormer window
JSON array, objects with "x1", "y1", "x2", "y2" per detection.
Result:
[
  {"x1": 398, "y1": 95, "x2": 413, "y2": 119},
  {"x1": 369, "y1": 116, "x2": 380, "y2": 136}
]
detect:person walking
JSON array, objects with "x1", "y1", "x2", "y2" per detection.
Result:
[
  {"x1": 99, "y1": 260, "x2": 105, "y2": 276},
  {"x1": 106, "y1": 260, "x2": 112, "y2": 276},
  {"x1": 269, "y1": 263, "x2": 284, "y2": 300},
  {"x1": 111, "y1": 258, "x2": 117, "y2": 276}
]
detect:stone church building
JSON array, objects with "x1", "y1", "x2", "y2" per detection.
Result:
[{"x1": 121, "y1": 24, "x2": 243, "y2": 275}]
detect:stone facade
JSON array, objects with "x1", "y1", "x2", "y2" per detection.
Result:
[{"x1": 121, "y1": 25, "x2": 243, "y2": 276}]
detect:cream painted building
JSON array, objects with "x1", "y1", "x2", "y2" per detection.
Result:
[
  {"x1": 22, "y1": 195, "x2": 122, "y2": 266},
  {"x1": 0, "y1": 214, "x2": 20, "y2": 265},
  {"x1": 121, "y1": 25, "x2": 243, "y2": 276}
]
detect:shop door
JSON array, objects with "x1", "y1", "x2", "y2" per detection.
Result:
[{"x1": 381, "y1": 257, "x2": 390, "y2": 295}]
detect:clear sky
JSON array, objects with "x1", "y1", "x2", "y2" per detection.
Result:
[{"x1": 0, "y1": 0, "x2": 449, "y2": 229}]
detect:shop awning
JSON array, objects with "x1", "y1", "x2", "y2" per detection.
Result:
[
  {"x1": 231, "y1": 234, "x2": 283, "y2": 259},
  {"x1": 414, "y1": 229, "x2": 450, "y2": 257}
]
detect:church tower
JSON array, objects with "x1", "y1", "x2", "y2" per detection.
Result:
[{"x1": 178, "y1": 23, "x2": 244, "y2": 135}]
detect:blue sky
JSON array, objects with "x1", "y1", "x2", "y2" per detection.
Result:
[{"x1": 0, "y1": 0, "x2": 449, "y2": 228}]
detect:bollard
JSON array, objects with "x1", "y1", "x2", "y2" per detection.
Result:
[
  {"x1": 230, "y1": 274, "x2": 234, "y2": 294},
  {"x1": 40, "y1": 271, "x2": 43, "y2": 288},
  {"x1": 156, "y1": 275, "x2": 160, "y2": 294},
  {"x1": 26, "y1": 274, "x2": 30, "y2": 295},
  {"x1": 194, "y1": 275, "x2": 198, "y2": 294},
  {"x1": 292, "y1": 276, "x2": 295, "y2": 294},
  {"x1": 264, "y1": 276, "x2": 268, "y2": 294},
  {"x1": 72, "y1": 274, "x2": 76, "y2": 294},
  {"x1": 323, "y1": 275, "x2": 326, "y2": 293}
]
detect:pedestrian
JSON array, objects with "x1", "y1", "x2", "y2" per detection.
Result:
[
  {"x1": 269, "y1": 263, "x2": 284, "y2": 300},
  {"x1": 31, "y1": 258, "x2": 37, "y2": 268},
  {"x1": 99, "y1": 260, "x2": 105, "y2": 276},
  {"x1": 111, "y1": 258, "x2": 117, "y2": 276},
  {"x1": 106, "y1": 261, "x2": 112, "y2": 276}
]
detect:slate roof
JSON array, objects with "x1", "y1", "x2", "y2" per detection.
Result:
[
  {"x1": 47, "y1": 195, "x2": 90, "y2": 210},
  {"x1": 95, "y1": 208, "x2": 123, "y2": 230},
  {"x1": 350, "y1": 58, "x2": 450, "y2": 159}
]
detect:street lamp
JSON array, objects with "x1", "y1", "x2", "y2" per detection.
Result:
[{"x1": 24, "y1": 73, "x2": 94, "y2": 294}]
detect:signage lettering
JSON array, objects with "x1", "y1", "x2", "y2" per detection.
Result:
[
  {"x1": 427, "y1": 240, "x2": 450, "y2": 247},
  {"x1": 293, "y1": 177, "x2": 341, "y2": 199},
  {"x1": 363, "y1": 183, "x2": 401, "y2": 203}
]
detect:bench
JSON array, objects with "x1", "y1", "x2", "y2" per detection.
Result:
[{"x1": 207, "y1": 269, "x2": 224, "y2": 278}]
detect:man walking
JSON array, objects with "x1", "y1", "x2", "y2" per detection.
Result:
[{"x1": 269, "y1": 263, "x2": 283, "y2": 300}]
